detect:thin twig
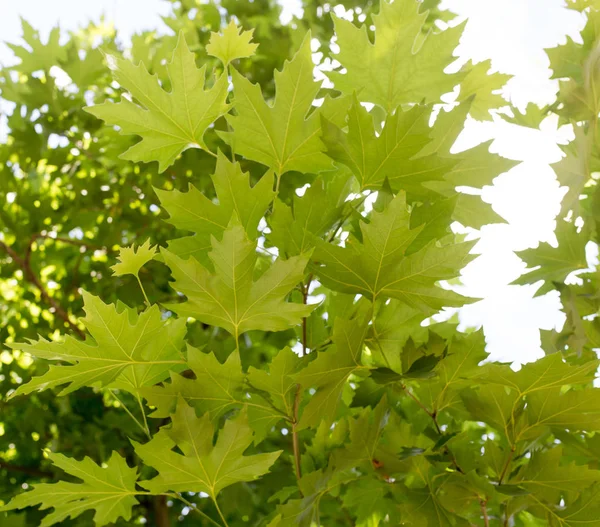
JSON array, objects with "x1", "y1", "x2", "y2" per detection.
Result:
[
  {"x1": 292, "y1": 383, "x2": 303, "y2": 488},
  {"x1": 498, "y1": 446, "x2": 516, "y2": 485},
  {"x1": 480, "y1": 499, "x2": 490, "y2": 527},
  {"x1": 167, "y1": 493, "x2": 222, "y2": 527},
  {"x1": 108, "y1": 390, "x2": 150, "y2": 440},
  {"x1": 0, "y1": 240, "x2": 85, "y2": 338},
  {"x1": 0, "y1": 461, "x2": 52, "y2": 478}
]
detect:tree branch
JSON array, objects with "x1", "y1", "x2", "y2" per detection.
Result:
[
  {"x1": 0, "y1": 461, "x2": 52, "y2": 478},
  {"x1": 0, "y1": 240, "x2": 85, "y2": 339}
]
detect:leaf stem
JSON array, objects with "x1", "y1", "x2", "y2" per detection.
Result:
[
  {"x1": 136, "y1": 391, "x2": 151, "y2": 439},
  {"x1": 108, "y1": 389, "x2": 150, "y2": 440},
  {"x1": 213, "y1": 497, "x2": 230, "y2": 527},
  {"x1": 136, "y1": 275, "x2": 152, "y2": 307},
  {"x1": 167, "y1": 493, "x2": 222, "y2": 527}
]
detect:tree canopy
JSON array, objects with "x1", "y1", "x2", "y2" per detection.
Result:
[{"x1": 1, "y1": 0, "x2": 599, "y2": 526}]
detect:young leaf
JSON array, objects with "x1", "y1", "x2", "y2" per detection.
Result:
[
  {"x1": 134, "y1": 398, "x2": 281, "y2": 498},
  {"x1": 221, "y1": 33, "x2": 332, "y2": 177},
  {"x1": 156, "y1": 151, "x2": 275, "y2": 264},
  {"x1": 110, "y1": 240, "x2": 157, "y2": 278},
  {"x1": 9, "y1": 292, "x2": 186, "y2": 397},
  {"x1": 0, "y1": 452, "x2": 140, "y2": 527},
  {"x1": 162, "y1": 219, "x2": 313, "y2": 339},
  {"x1": 207, "y1": 20, "x2": 259, "y2": 66},
  {"x1": 85, "y1": 31, "x2": 229, "y2": 171}
]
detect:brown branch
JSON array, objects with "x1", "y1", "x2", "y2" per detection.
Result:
[
  {"x1": 0, "y1": 461, "x2": 52, "y2": 478},
  {"x1": 498, "y1": 446, "x2": 516, "y2": 485},
  {"x1": 480, "y1": 499, "x2": 490, "y2": 527},
  {"x1": 0, "y1": 240, "x2": 85, "y2": 339},
  {"x1": 153, "y1": 495, "x2": 171, "y2": 527}
]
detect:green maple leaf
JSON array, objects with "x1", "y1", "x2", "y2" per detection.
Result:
[
  {"x1": 156, "y1": 151, "x2": 275, "y2": 264},
  {"x1": 329, "y1": 0, "x2": 465, "y2": 112},
  {"x1": 474, "y1": 352, "x2": 598, "y2": 395},
  {"x1": 367, "y1": 300, "x2": 428, "y2": 372},
  {"x1": 551, "y1": 484, "x2": 600, "y2": 526},
  {"x1": 516, "y1": 447, "x2": 600, "y2": 504},
  {"x1": 0, "y1": 452, "x2": 140, "y2": 527},
  {"x1": 513, "y1": 219, "x2": 588, "y2": 295},
  {"x1": 7, "y1": 19, "x2": 67, "y2": 74},
  {"x1": 111, "y1": 240, "x2": 157, "y2": 278},
  {"x1": 312, "y1": 192, "x2": 475, "y2": 313},
  {"x1": 269, "y1": 170, "x2": 352, "y2": 257},
  {"x1": 162, "y1": 219, "x2": 312, "y2": 340},
  {"x1": 321, "y1": 96, "x2": 456, "y2": 192},
  {"x1": 141, "y1": 346, "x2": 286, "y2": 442},
  {"x1": 294, "y1": 316, "x2": 369, "y2": 430},
  {"x1": 85, "y1": 31, "x2": 229, "y2": 171},
  {"x1": 415, "y1": 331, "x2": 488, "y2": 414},
  {"x1": 207, "y1": 20, "x2": 258, "y2": 66},
  {"x1": 273, "y1": 468, "x2": 356, "y2": 527},
  {"x1": 520, "y1": 388, "x2": 600, "y2": 441},
  {"x1": 334, "y1": 396, "x2": 389, "y2": 469},
  {"x1": 221, "y1": 33, "x2": 332, "y2": 177},
  {"x1": 247, "y1": 347, "x2": 304, "y2": 418},
  {"x1": 134, "y1": 398, "x2": 281, "y2": 499},
  {"x1": 397, "y1": 458, "x2": 471, "y2": 526},
  {"x1": 9, "y1": 292, "x2": 186, "y2": 397},
  {"x1": 342, "y1": 478, "x2": 395, "y2": 527},
  {"x1": 419, "y1": 100, "x2": 518, "y2": 190},
  {"x1": 457, "y1": 60, "x2": 510, "y2": 121}
]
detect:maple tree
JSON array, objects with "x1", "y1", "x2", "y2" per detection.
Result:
[{"x1": 1, "y1": 0, "x2": 600, "y2": 526}]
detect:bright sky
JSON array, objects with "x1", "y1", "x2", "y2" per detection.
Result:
[{"x1": 0, "y1": 0, "x2": 588, "y2": 365}]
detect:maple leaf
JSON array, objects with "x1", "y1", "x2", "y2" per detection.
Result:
[
  {"x1": 513, "y1": 219, "x2": 588, "y2": 295},
  {"x1": 156, "y1": 150, "x2": 275, "y2": 264},
  {"x1": 516, "y1": 447, "x2": 600, "y2": 504},
  {"x1": 85, "y1": 31, "x2": 229, "y2": 171},
  {"x1": 162, "y1": 219, "x2": 313, "y2": 340},
  {"x1": 110, "y1": 240, "x2": 157, "y2": 278},
  {"x1": 0, "y1": 452, "x2": 140, "y2": 527},
  {"x1": 456, "y1": 60, "x2": 510, "y2": 121},
  {"x1": 329, "y1": 0, "x2": 465, "y2": 112},
  {"x1": 269, "y1": 170, "x2": 352, "y2": 257},
  {"x1": 142, "y1": 347, "x2": 287, "y2": 443},
  {"x1": 312, "y1": 192, "x2": 475, "y2": 313},
  {"x1": 7, "y1": 19, "x2": 67, "y2": 74},
  {"x1": 9, "y1": 292, "x2": 186, "y2": 397},
  {"x1": 207, "y1": 20, "x2": 258, "y2": 66},
  {"x1": 321, "y1": 96, "x2": 456, "y2": 192},
  {"x1": 134, "y1": 398, "x2": 281, "y2": 499},
  {"x1": 221, "y1": 33, "x2": 332, "y2": 177},
  {"x1": 415, "y1": 331, "x2": 488, "y2": 415},
  {"x1": 294, "y1": 316, "x2": 369, "y2": 430},
  {"x1": 418, "y1": 100, "x2": 518, "y2": 190}
]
